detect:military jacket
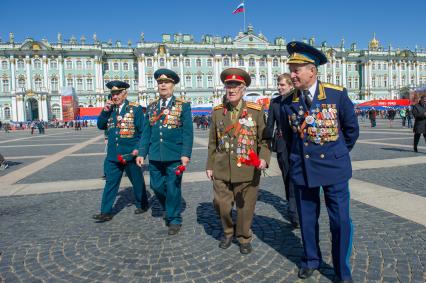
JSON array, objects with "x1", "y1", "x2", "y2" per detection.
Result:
[
  {"x1": 139, "y1": 95, "x2": 193, "y2": 161},
  {"x1": 207, "y1": 101, "x2": 271, "y2": 183},
  {"x1": 97, "y1": 99, "x2": 144, "y2": 162},
  {"x1": 282, "y1": 81, "x2": 359, "y2": 188}
]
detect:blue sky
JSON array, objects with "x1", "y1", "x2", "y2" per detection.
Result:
[{"x1": 1, "y1": 0, "x2": 425, "y2": 49}]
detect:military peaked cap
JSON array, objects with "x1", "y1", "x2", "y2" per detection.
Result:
[
  {"x1": 287, "y1": 41, "x2": 327, "y2": 66},
  {"x1": 154, "y1": 68, "x2": 180, "y2": 84},
  {"x1": 220, "y1": 68, "x2": 251, "y2": 87}
]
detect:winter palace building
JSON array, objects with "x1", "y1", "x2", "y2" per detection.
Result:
[{"x1": 1, "y1": 25, "x2": 426, "y2": 121}]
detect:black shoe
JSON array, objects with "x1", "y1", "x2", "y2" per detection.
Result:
[
  {"x1": 219, "y1": 237, "x2": 233, "y2": 249},
  {"x1": 414, "y1": 146, "x2": 418, "y2": 152},
  {"x1": 298, "y1": 267, "x2": 317, "y2": 279},
  {"x1": 239, "y1": 243, "x2": 252, "y2": 254},
  {"x1": 92, "y1": 213, "x2": 113, "y2": 222},
  {"x1": 168, "y1": 224, "x2": 181, "y2": 235},
  {"x1": 134, "y1": 207, "x2": 149, "y2": 214}
]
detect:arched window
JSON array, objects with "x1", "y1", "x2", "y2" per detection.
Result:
[
  {"x1": 17, "y1": 60, "x2": 25, "y2": 69},
  {"x1": 185, "y1": 59, "x2": 191, "y2": 67},
  {"x1": 259, "y1": 58, "x2": 266, "y2": 67},
  {"x1": 113, "y1": 62, "x2": 119, "y2": 71},
  {"x1": 384, "y1": 75, "x2": 388, "y2": 88},
  {"x1": 273, "y1": 58, "x2": 279, "y2": 67},
  {"x1": 207, "y1": 76, "x2": 213, "y2": 87},
  {"x1": 392, "y1": 75, "x2": 397, "y2": 87},
  {"x1": 250, "y1": 74, "x2": 256, "y2": 85},
  {"x1": 51, "y1": 104, "x2": 61, "y2": 119},
  {"x1": 335, "y1": 61, "x2": 340, "y2": 68},
  {"x1": 50, "y1": 77, "x2": 58, "y2": 91},
  {"x1": 336, "y1": 75, "x2": 341, "y2": 85},
  {"x1": 35, "y1": 78, "x2": 42, "y2": 89},
  {"x1": 2, "y1": 79, "x2": 9, "y2": 92},
  {"x1": 123, "y1": 62, "x2": 129, "y2": 70},
  {"x1": 86, "y1": 60, "x2": 92, "y2": 69},
  {"x1": 4, "y1": 107, "x2": 11, "y2": 120},
  {"x1": 103, "y1": 63, "x2": 109, "y2": 71},
  {"x1": 66, "y1": 60, "x2": 73, "y2": 69},
  {"x1": 86, "y1": 78, "x2": 93, "y2": 90},
  {"x1": 238, "y1": 58, "x2": 244, "y2": 66},
  {"x1": 159, "y1": 58, "x2": 165, "y2": 67},
  {"x1": 172, "y1": 59, "x2": 178, "y2": 67},
  {"x1": 249, "y1": 58, "x2": 255, "y2": 67},
  {"x1": 67, "y1": 78, "x2": 73, "y2": 87},
  {"x1": 185, "y1": 75, "x2": 192, "y2": 87},
  {"x1": 50, "y1": 60, "x2": 58, "y2": 69},
  {"x1": 76, "y1": 60, "x2": 82, "y2": 69},
  {"x1": 147, "y1": 77, "x2": 153, "y2": 88},
  {"x1": 76, "y1": 78, "x2": 83, "y2": 90},
  {"x1": 196, "y1": 76, "x2": 202, "y2": 88},
  {"x1": 2, "y1": 61, "x2": 8, "y2": 69},
  {"x1": 223, "y1": 58, "x2": 230, "y2": 67},
  {"x1": 260, "y1": 75, "x2": 266, "y2": 87},
  {"x1": 348, "y1": 77, "x2": 352, "y2": 89},
  {"x1": 372, "y1": 76, "x2": 376, "y2": 87},
  {"x1": 18, "y1": 78, "x2": 25, "y2": 88},
  {"x1": 34, "y1": 59, "x2": 41, "y2": 69},
  {"x1": 146, "y1": 58, "x2": 153, "y2": 67},
  {"x1": 207, "y1": 59, "x2": 212, "y2": 67},
  {"x1": 196, "y1": 59, "x2": 202, "y2": 67}
]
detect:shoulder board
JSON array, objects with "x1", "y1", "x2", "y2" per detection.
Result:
[
  {"x1": 213, "y1": 104, "x2": 224, "y2": 111},
  {"x1": 322, "y1": 83, "x2": 344, "y2": 91},
  {"x1": 129, "y1": 102, "x2": 139, "y2": 106},
  {"x1": 175, "y1": 97, "x2": 186, "y2": 103},
  {"x1": 149, "y1": 99, "x2": 158, "y2": 106},
  {"x1": 246, "y1": 102, "x2": 263, "y2": 111}
]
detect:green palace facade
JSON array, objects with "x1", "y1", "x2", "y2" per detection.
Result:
[{"x1": 1, "y1": 25, "x2": 426, "y2": 122}]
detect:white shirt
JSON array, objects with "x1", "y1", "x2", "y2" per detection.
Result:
[
  {"x1": 118, "y1": 104, "x2": 124, "y2": 113},
  {"x1": 303, "y1": 80, "x2": 318, "y2": 100},
  {"x1": 161, "y1": 96, "x2": 172, "y2": 107}
]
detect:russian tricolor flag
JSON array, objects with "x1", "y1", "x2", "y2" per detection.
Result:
[{"x1": 232, "y1": 3, "x2": 245, "y2": 14}]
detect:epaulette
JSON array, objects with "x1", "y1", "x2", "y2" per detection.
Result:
[
  {"x1": 149, "y1": 99, "x2": 158, "y2": 106},
  {"x1": 246, "y1": 101, "x2": 263, "y2": 111},
  {"x1": 213, "y1": 104, "x2": 224, "y2": 111},
  {"x1": 322, "y1": 83, "x2": 344, "y2": 92},
  {"x1": 129, "y1": 101, "x2": 139, "y2": 106}
]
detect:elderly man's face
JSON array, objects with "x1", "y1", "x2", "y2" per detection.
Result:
[
  {"x1": 111, "y1": 90, "x2": 127, "y2": 105},
  {"x1": 225, "y1": 81, "x2": 245, "y2": 105},
  {"x1": 157, "y1": 80, "x2": 175, "y2": 99},
  {"x1": 289, "y1": 63, "x2": 317, "y2": 90}
]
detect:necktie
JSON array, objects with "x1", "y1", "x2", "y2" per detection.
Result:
[
  {"x1": 302, "y1": 90, "x2": 312, "y2": 108},
  {"x1": 161, "y1": 99, "x2": 167, "y2": 110}
]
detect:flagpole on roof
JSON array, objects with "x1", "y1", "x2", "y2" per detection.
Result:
[{"x1": 243, "y1": 0, "x2": 246, "y2": 32}]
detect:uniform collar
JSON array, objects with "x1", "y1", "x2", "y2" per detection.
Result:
[{"x1": 230, "y1": 99, "x2": 243, "y2": 112}]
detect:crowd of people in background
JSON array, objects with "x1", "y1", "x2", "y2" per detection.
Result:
[
  {"x1": 355, "y1": 107, "x2": 414, "y2": 128},
  {"x1": 193, "y1": 115, "x2": 211, "y2": 130}
]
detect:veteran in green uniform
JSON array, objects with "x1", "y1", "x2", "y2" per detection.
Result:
[
  {"x1": 93, "y1": 81, "x2": 149, "y2": 222},
  {"x1": 136, "y1": 69, "x2": 193, "y2": 236},
  {"x1": 206, "y1": 68, "x2": 271, "y2": 254}
]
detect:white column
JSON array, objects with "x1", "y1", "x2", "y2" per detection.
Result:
[
  {"x1": 94, "y1": 56, "x2": 100, "y2": 93},
  {"x1": 322, "y1": 64, "x2": 327, "y2": 82},
  {"x1": 280, "y1": 56, "x2": 284, "y2": 74},
  {"x1": 267, "y1": 55, "x2": 272, "y2": 88},
  {"x1": 25, "y1": 56, "x2": 31, "y2": 90},
  {"x1": 368, "y1": 60, "x2": 372, "y2": 87},
  {"x1": 232, "y1": 54, "x2": 237, "y2": 68},
  {"x1": 138, "y1": 55, "x2": 146, "y2": 91},
  {"x1": 43, "y1": 55, "x2": 49, "y2": 91},
  {"x1": 416, "y1": 61, "x2": 420, "y2": 86},
  {"x1": 58, "y1": 56, "x2": 64, "y2": 91},
  {"x1": 255, "y1": 59, "x2": 260, "y2": 87},
  {"x1": 388, "y1": 61, "x2": 393, "y2": 88},
  {"x1": 214, "y1": 55, "x2": 221, "y2": 88},
  {"x1": 98, "y1": 58, "x2": 104, "y2": 91},
  {"x1": 362, "y1": 63, "x2": 368, "y2": 89},
  {"x1": 153, "y1": 54, "x2": 158, "y2": 71},
  {"x1": 179, "y1": 54, "x2": 185, "y2": 88},
  {"x1": 398, "y1": 62, "x2": 402, "y2": 87},
  {"x1": 17, "y1": 96, "x2": 25, "y2": 122},
  {"x1": 166, "y1": 53, "x2": 171, "y2": 69},
  {"x1": 342, "y1": 58, "x2": 347, "y2": 87},
  {"x1": 408, "y1": 61, "x2": 411, "y2": 86},
  {"x1": 37, "y1": 96, "x2": 43, "y2": 120},
  {"x1": 11, "y1": 96, "x2": 17, "y2": 121},
  {"x1": 41, "y1": 95, "x2": 48, "y2": 120},
  {"x1": 332, "y1": 59, "x2": 336, "y2": 84},
  {"x1": 10, "y1": 56, "x2": 16, "y2": 94}
]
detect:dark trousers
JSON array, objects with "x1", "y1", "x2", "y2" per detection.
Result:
[
  {"x1": 149, "y1": 160, "x2": 183, "y2": 225},
  {"x1": 414, "y1": 133, "x2": 426, "y2": 148},
  {"x1": 295, "y1": 181, "x2": 353, "y2": 281},
  {"x1": 101, "y1": 160, "x2": 148, "y2": 214},
  {"x1": 277, "y1": 152, "x2": 298, "y2": 222}
]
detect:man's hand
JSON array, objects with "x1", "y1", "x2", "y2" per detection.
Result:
[
  {"x1": 181, "y1": 156, "x2": 190, "y2": 167},
  {"x1": 104, "y1": 100, "x2": 113, "y2": 112},
  {"x1": 257, "y1": 159, "x2": 267, "y2": 170},
  {"x1": 206, "y1": 169, "x2": 213, "y2": 180},
  {"x1": 136, "y1": 156, "x2": 144, "y2": 167}
]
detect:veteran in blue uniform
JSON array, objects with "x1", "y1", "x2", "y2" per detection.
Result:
[
  {"x1": 93, "y1": 81, "x2": 149, "y2": 222},
  {"x1": 136, "y1": 69, "x2": 193, "y2": 236},
  {"x1": 281, "y1": 42, "x2": 359, "y2": 283}
]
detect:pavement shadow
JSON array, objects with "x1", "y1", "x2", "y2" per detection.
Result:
[
  {"x1": 380, "y1": 147, "x2": 426, "y2": 154},
  {"x1": 4, "y1": 160, "x2": 22, "y2": 167},
  {"x1": 111, "y1": 187, "x2": 153, "y2": 215},
  {"x1": 196, "y1": 189, "x2": 335, "y2": 281},
  {"x1": 149, "y1": 195, "x2": 187, "y2": 219}
]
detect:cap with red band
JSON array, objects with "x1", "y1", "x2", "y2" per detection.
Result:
[{"x1": 220, "y1": 68, "x2": 251, "y2": 87}]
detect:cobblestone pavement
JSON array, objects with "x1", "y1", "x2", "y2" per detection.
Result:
[{"x1": 0, "y1": 124, "x2": 425, "y2": 282}]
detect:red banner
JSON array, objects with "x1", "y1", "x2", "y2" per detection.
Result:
[
  {"x1": 61, "y1": 96, "x2": 78, "y2": 122},
  {"x1": 356, "y1": 99, "x2": 410, "y2": 108}
]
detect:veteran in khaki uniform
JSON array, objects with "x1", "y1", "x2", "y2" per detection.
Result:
[
  {"x1": 136, "y1": 69, "x2": 193, "y2": 236},
  {"x1": 206, "y1": 68, "x2": 271, "y2": 254},
  {"x1": 282, "y1": 42, "x2": 359, "y2": 283}
]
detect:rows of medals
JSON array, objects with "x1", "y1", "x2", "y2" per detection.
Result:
[
  {"x1": 149, "y1": 100, "x2": 183, "y2": 129},
  {"x1": 236, "y1": 115, "x2": 257, "y2": 167},
  {"x1": 305, "y1": 104, "x2": 339, "y2": 144},
  {"x1": 116, "y1": 106, "x2": 135, "y2": 138}
]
